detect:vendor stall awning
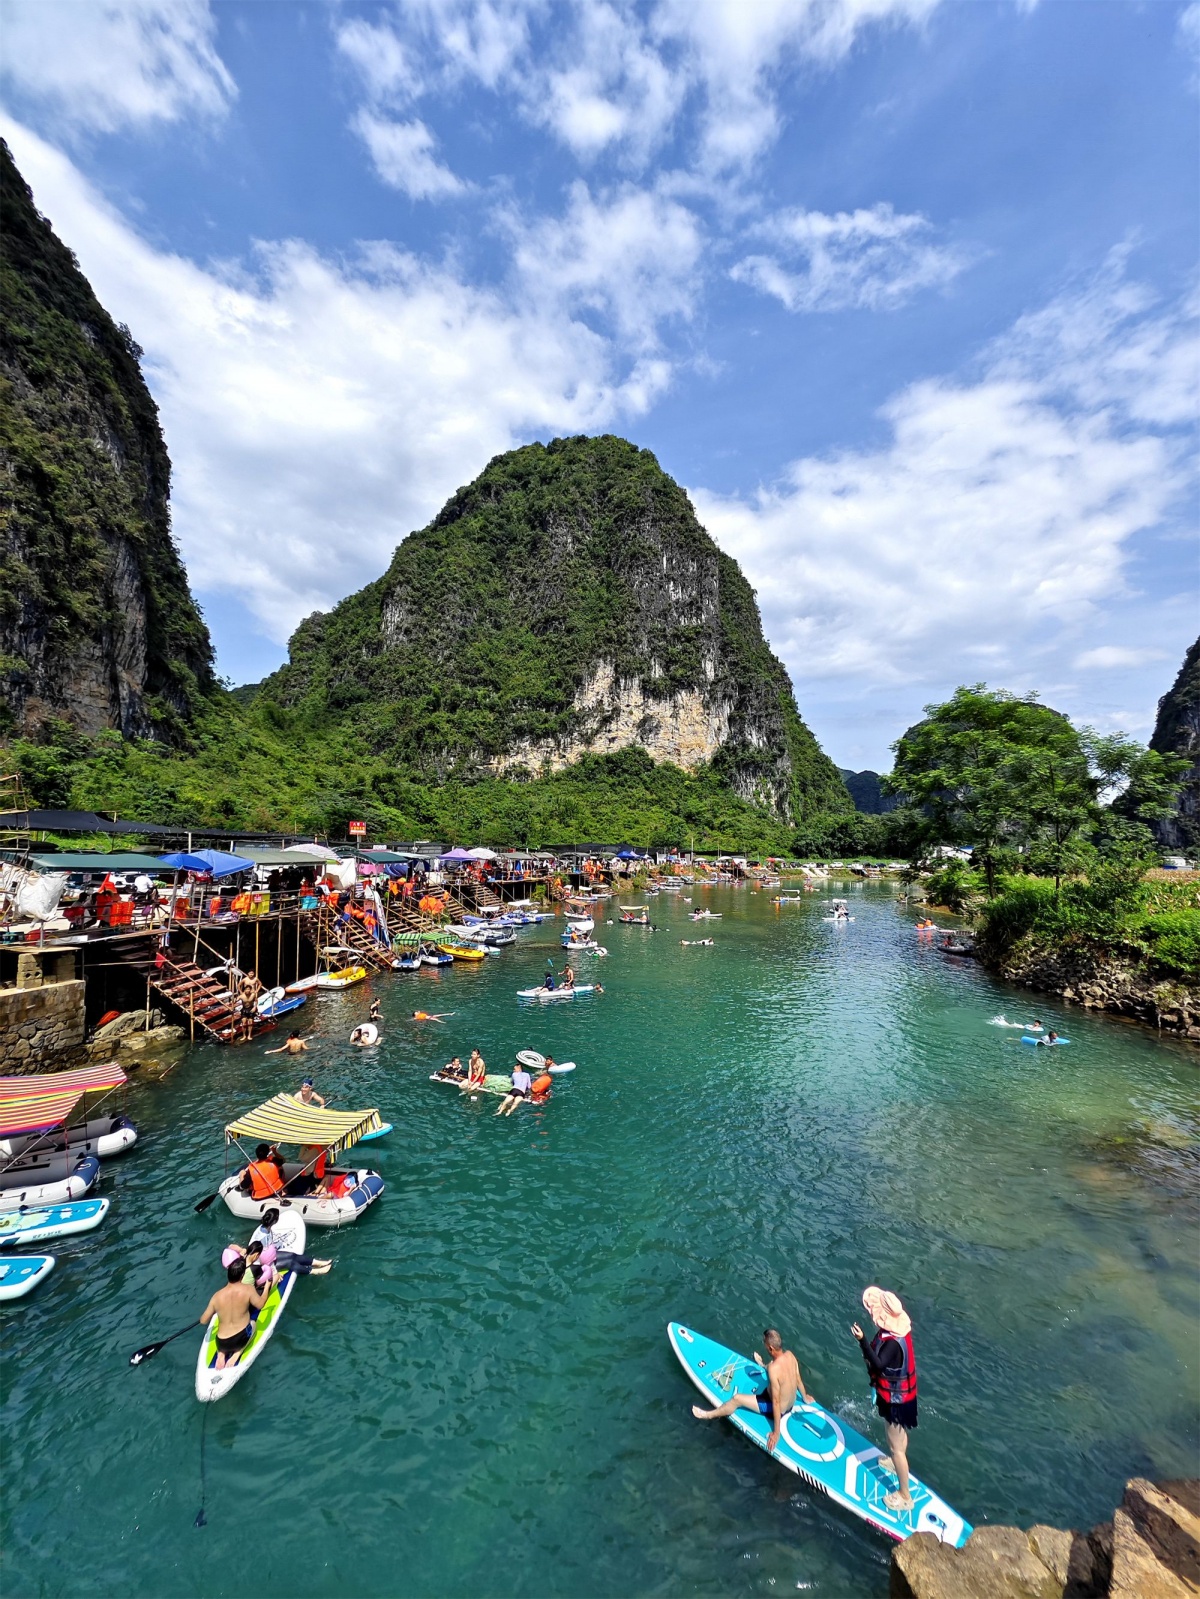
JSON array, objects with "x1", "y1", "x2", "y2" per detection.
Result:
[
  {"x1": 225, "y1": 1095, "x2": 381, "y2": 1154},
  {"x1": 0, "y1": 809, "x2": 174, "y2": 835}
]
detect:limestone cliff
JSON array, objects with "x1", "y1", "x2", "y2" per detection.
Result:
[
  {"x1": 0, "y1": 140, "x2": 214, "y2": 740},
  {"x1": 266, "y1": 435, "x2": 850, "y2": 823},
  {"x1": 1150, "y1": 638, "x2": 1200, "y2": 853}
]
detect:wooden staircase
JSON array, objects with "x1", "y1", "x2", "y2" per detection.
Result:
[
  {"x1": 149, "y1": 958, "x2": 272, "y2": 1045},
  {"x1": 327, "y1": 913, "x2": 395, "y2": 973}
]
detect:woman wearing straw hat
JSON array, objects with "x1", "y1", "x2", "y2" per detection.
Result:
[{"x1": 852, "y1": 1286, "x2": 918, "y2": 1512}]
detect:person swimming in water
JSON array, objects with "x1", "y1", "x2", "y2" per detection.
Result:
[{"x1": 412, "y1": 1010, "x2": 452, "y2": 1023}]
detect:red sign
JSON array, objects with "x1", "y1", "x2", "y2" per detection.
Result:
[{"x1": 348, "y1": 821, "x2": 366, "y2": 837}]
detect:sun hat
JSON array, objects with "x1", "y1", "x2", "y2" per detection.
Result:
[{"x1": 862, "y1": 1286, "x2": 911, "y2": 1337}]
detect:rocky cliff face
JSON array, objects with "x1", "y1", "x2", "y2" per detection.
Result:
[
  {"x1": 0, "y1": 140, "x2": 214, "y2": 741},
  {"x1": 1150, "y1": 638, "x2": 1200, "y2": 853},
  {"x1": 839, "y1": 768, "x2": 899, "y2": 814},
  {"x1": 267, "y1": 435, "x2": 850, "y2": 823}
]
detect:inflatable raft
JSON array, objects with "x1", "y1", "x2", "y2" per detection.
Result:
[
  {"x1": 0, "y1": 1154, "x2": 100, "y2": 1212},
  {"x1": 220, "y1": 1167, "x2": 384, "y2": 1228},
  {"x1": 668, "y1": 1323, "x2": 971, "y2": 1547},
  {"x1": 0, "y1": 1254, "x2": 56, "y2": 1301},
  {"x1": 0, "y1": 1114, "x2": 137, "y2": 1162},
  {"x1": 196, "y1": 1210, "x2": 306, "y2": 1401},
  {"x1": 517, "y1": 984, "x2": 596, "y2": 1002},
  {"x1": 0, "y1": 1197, "x2": 110, "y2": 1247}
]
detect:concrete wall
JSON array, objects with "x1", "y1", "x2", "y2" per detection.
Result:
[{"x1": 0, "y1": 979, "x2": 86, "y2": 1071}]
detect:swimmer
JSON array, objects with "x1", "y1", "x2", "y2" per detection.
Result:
[
  {"x1": 411, "y1": 1010, "x2": 452, "y2": 1023},
  {"x1": 349, "y1": 1024, "x2": 379, "y2": 1047}
]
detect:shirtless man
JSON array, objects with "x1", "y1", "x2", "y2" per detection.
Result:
[
  {"x1": 295, "y1": 1077, "x2": 326, "y2": 1107},
  {"x1": 691, "y1": 1328, "x2": 812, "y2": 1453},
  {"x1": 462, "y1": 1050, "x2": 487, "y2": 1092},
  {"x1": 198, "y1": 1258, "x2": 269, "y2": 1369},
  {"x1": 265, "y1": 1032, "x2": 310, "y2": 1057}
]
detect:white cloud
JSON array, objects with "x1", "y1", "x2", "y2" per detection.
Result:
[
  {"x1": 1180, "y1": 2, "x2": 1200, "y2": 90},
  {"x1": 692, "y1": 259, "x2": 1197, "y2": 701},
  {"x1": 335, "y1": 18, "x2": 421, "y2": 104},
  {"x1": 731, "y1": 203, "x2": 970, "y2": 312},
  {"x1": 508, "y1": 180, "x2": 705, "y2": 347},
  {"x1": 2, "y1": 118, "x2": 679, "y2": 644},
  {"x1": 0, "y1": 0, "x2": 234, "y2": 133},
  {"x1": 1074, "y1": 646, "x2": 1167, "y2": 671},
  {"x1": 340, "y1": 0, "x2": 944, "y2": 178},
  {"x1": 352, "y1": 110, "x2": 468, "y2": 199}
]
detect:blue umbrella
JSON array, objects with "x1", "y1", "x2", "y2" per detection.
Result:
[{"x1": 158, "y1": 849, "x2": 255, "y2": 878}]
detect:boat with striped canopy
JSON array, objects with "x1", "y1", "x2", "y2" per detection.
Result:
[{"x1": 217, "y1": 1095, "x2": 385, "y2": 1228}]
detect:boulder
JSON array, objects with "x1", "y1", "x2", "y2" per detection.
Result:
[
  {"x1": 1111, "y1": 1479, "x2": 1200, "y2": 1596},
  {"x1": 891, "y1": 1526, "x2": 1068, "y2": 1598},
  {"x1": 119, "y1": 1026, "x2": 184, "y2": 1055},
  {"x1": 90, "y1": 1011, "x2": 146, "y2": 1045}
]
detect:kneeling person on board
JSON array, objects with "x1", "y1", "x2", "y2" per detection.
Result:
[
  {"x1": 199, "y1": 1258, "x2": 269, "y2": 1369},
  {"x1": 495, "y1": 1064, "x2": 533, "y2": 1116},
  {"x1": 240, "y1": 1143, "x2": 286, "y2": 1201},
  {"x1": 692, "y1": 1328, "x2": 812, "y2": 1453},
  {"x1": 852, "y1": 1286, "x2": 917, "y2": 1512}
]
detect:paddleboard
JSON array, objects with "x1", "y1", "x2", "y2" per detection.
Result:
[
  {"x1": 196, "y1": 1212, "x2": 306, "y2": 1402},
  {"x1": 0, "y1": 1197, "x2": 110, "y2": 1247},
  {"x1": 517, "y1": 984, "x2": 596, "y2": 1001},
  {"x1": 429, "y1": 1071, "x2": 511, "y2": 1096},
  {"x1": 358, "y1": 1122, "x2": 393, "y2": 1142},
  {"x1": 0, "y1": 1254, "x2": 56, "y2": 1300},
  {"x1": 261, "y1": 994, "x2": 307, "y2": 1019},
  {"x1": 667, "y1": 1322, "x2": 971, "y2": 1548},
  {"x1": 257, "y1": 986, "x2": 286, "y2": 1014},
  {"x1": 285, "y1": 974, "x2": 321, "y2": 994},
  {"x1": 1021, "y1": 1036, "x2": 1069, "y2": 1046}
]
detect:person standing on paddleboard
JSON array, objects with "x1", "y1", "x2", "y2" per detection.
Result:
[
  {"x1": 691, "y1": 1328, "x2": 812, "y2": 1453},
  {"x1": 852, "y1": 1286, "x2": 917, "y2": 1512}
]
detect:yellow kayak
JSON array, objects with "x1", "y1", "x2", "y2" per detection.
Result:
[
  {"x1": 439, "y1": 943, "x2": 486, "y2": 962},
  {"x1": 316, "y1": 965, "x2": 368, "y2": 989}
]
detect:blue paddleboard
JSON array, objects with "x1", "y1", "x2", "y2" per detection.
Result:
[
  {"x1": 667, "y1": 1322, "x2": 971, "y2": 1547},
  {"x1": 358, "y1": 1122, "x2": 393, "y2": 1142},
  {"x1": 0, "y1": 1254, "x2": 56, "y2": 1301},
  {"x1": 1021, "y1": 1036, "x2": 1069, "y2": 1046},
  {"x1": 0, "y1": 1198, "x2": 109, "y2": 1247}
]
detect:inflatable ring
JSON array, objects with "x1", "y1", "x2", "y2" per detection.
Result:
[
  {"x1": 517, "y1": 1049, "x2": 546, "y2": 1069},
  {"x1": 351, "y1": 1022, "x2": 379, "y2": 1045}
]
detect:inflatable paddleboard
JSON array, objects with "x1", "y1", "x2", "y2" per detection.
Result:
[
  {"x1": 196, "y1": 1212, "x2": 305, "y2": 1401},
  {"x1": 667, "y1": 1322, "x2": 971, "y2": 1548},
  {"x1": 517, "y1": 984, "x2": 596, "y2": 1001},
  {"x1": 1022, "y1": 1036, "x2": 1069, "y2": 1046},
  {"x1": 260, "y1": 994, "x2": 306, "y2": 1020},
  {"x1": 0, "y1": 1254, "x2": 56, "y2": 1300},
  {"x1": 285, "y1": 974, "x2": 321, "y2": 994},
  {"x1": 0, "y1": 1197, "x2": 109, "y2": 1247},
  {"x1": 358, "y1": 1121, "x2": 393, "y2": 1142}
]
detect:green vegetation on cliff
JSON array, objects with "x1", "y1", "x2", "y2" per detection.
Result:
[
  {"x1": 264, "y1": 435, "x2": 850, "y2": 825},
  {"x1": 0, "y1": 140, "x2": 214, "y2": 738}
]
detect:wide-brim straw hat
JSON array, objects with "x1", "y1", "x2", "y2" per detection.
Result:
[{"x1": 862, "y1": 1286, "x2": 911, "y2": 1337}]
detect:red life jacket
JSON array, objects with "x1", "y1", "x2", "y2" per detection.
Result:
[{"x1": 870, "y1": 1332, "x2": 918, "y2": 1405}]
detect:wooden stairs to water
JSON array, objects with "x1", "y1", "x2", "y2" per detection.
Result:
[
  {"x1": 301, "y1": 905, "x2": 395, "y2": 972},
  {"x1": 149, "y1": 958, "x2": 272, "y2": 1045}
]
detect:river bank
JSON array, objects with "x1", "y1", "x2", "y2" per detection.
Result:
[{"x1": 2, "y1": 881, "x2": 1196, "y2": 1598}]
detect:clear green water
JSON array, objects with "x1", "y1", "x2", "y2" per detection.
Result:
[{"x1": 3, "y1": 884, "x2": 1197, "y2": 1598}]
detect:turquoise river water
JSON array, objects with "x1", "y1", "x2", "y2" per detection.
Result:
[{"x1": 2, "y1": 882, "x2": 1197, "y2": 1598}]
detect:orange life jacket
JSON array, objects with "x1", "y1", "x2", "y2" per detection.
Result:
[{"x1": 247, "y1": 1160, "x2": 284, "y2": 1200}]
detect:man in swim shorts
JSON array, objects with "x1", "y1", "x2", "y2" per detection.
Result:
[
  {"x1": 691, "y1": 1328, "x2": 812, "y2": 1453},
  {"x1": 495, "y1": 1061, "x2": 532, "y2": 1116},
  {"x1": 853, "y1": 1286, "x2": 918, "y2": 1511},
  {"x1": 198, "y1": 1257, "x2": 269, "y2": 1368}
]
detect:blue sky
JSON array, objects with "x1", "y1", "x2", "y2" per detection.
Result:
[{"x1": 2, "y1": 0, "x2": 1196, "y2": 768}]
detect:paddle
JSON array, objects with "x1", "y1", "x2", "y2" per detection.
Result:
[
  {"x1": 129, "y1": 1320, "x2": 197, "y2": 1365},
  {"x1": 193, "y1": 1189, "x2": 221, "y2": 1214}
]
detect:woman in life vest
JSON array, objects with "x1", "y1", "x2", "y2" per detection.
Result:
[{"x1": 852, "y1": 1286, "x2": 918, "y2": 1512}]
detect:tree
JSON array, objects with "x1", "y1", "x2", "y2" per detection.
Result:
[{"x1": 889, "y1": 687, "x2": 1083, "y2": 894}]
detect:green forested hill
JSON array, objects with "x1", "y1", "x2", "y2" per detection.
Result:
[{"x1": 0, "y1": 139, "x2": 214, "y2": 740}]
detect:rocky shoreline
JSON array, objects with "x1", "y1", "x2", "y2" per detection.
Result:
[
  {"x1": 987, "y1": 938, "x2": 1199, "y2": 1042},
  {"x1": 892, "y1": 1476, "x2": 1199, "y2": 1597}
]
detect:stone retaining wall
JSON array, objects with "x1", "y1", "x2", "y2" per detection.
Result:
[{"x1": 0, "y1": 980, "x2": 87, "y2": 1071}]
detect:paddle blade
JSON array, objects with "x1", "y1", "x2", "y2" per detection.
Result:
[
  {"x1": 194, "y1": 1507, "x2": 207, "y2": 1528},
  {"x1": 129, "y1": 1340, "x2": 166, "y2": 1365},
  {"x1": 194, "y1": 1191, "x2": 218, "y2": 1214}
]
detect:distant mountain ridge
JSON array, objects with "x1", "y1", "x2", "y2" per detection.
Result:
[
  {"x1": 264, "y1": 435, "x2": 852, "y2": 824},
  {"x1": 0, "y1": 140, "x2": 214, "y2": 740},
  {"x1": 839, "y1": 769, "x2": 898, "y2": 814}
]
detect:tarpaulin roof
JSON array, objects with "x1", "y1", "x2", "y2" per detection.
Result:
[
  {"x1": 0, "y1": 1063, "x2": 127, "y2": 1139},
  {"x1": 225, "y1": 1094, "x2": 381, "y2": 1154},
  {"x1": 30, "y1": 852, "x2": 169, "y2": 872},
  {"x1": 159, "y1": 849, "x2": 255, "y2": 877},
  {"x1": 0, "y1": 809, "x2": 174, "y2": 835},
  {"x1": 0, "y1": 1063, "x2": 128, "y2": 1099},
  {"x1": 439, "y1": 847, "x2": 475, "y2": 861},
  {"x1": 0, "y1": 1090, "x2": 86, "y2": 1139}
]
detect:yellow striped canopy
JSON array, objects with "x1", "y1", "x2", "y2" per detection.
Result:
[{"x1": 225, "y1": 1095, "x2": 382, "y2": 1154}]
